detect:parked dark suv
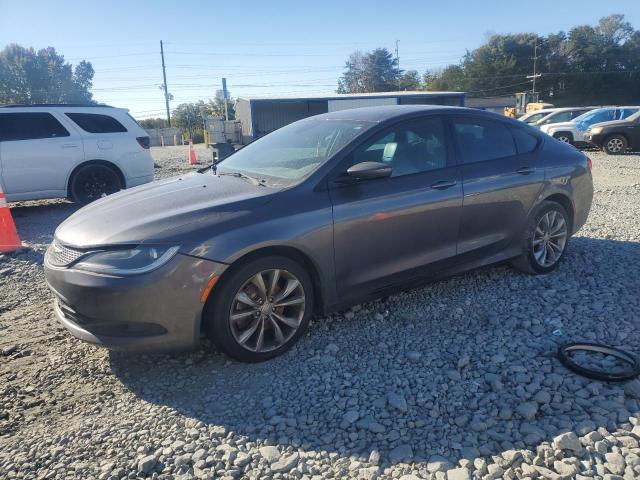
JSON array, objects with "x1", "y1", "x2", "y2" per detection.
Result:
[
  {"x1": 584, "y1": 111, "x2": 640, "y2": 154},
  {"x1": 45, "y1": 106, "x2": 594, "y2": 362}
]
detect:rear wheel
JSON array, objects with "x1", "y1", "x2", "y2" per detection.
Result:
[
  {"x1": 511, "y1": 201, "x2": 570, "y2": 275},
  {"x1": 70, "y1": 164, "x2": 122, "y2": 205},
  {"x1": 603, "y1": 134, "x2": 627, "y2": 155},
  {"x1": 553, "y1": 132, "x2": 573, "y2": 145},
  {"x1": 204, "y1": 255, "x2": 314, "y2": 362}
]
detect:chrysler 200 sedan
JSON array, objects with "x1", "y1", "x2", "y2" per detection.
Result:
[{"x1": 45, "y1": 106, "x2": 593, "y2": 362}]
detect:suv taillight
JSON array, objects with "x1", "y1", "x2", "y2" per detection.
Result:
[
  {"x1": 136, "y1": 136, "x2": 150, "y2": 149},
  {"x1": 587, "y1": 157, "x2": 592, "y2": 171}
]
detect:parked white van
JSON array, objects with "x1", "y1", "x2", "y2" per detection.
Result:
[{"x1": 0, "y1": 105, "x2": 154, "y2": 204}]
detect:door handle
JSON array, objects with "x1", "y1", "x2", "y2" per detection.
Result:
[
  {"x1": 430, "y1": 179, "x2": 457, "y2": 190},
  {"x1": 61, "y1": 144, "x2": 78, "y2": 149},
  {"x1": 516, "y1": 167, "x2": 535, "y2": 175}
]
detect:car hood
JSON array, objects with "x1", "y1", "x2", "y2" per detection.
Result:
[
  {"x1": 544, "y1": 121, "x2": 575, "y2": 131},
  {"x1": 55, "y1": 172, "x2": 278, "y2": 248},
  {"x1": 589, "y1": 119, "x2": 632, "y2": 129}
]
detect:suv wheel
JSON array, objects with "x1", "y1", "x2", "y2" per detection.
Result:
[
  {"x1": 511, "y1": 201, "x2": 570, "y2": 275},
  {"x1": 603, "y1": 134, "x2": 627, "y2": 155},
  {"x1": 553, "y1": 132, "x2": 573, "y2": 145},
  {"x1": 204, "y1": 255, "x2": 314, "y2": 362},
  {"x1": 70, "y1": 164, "x2": 122, "y2": 205}
]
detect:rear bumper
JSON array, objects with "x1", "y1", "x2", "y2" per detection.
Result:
[{"x1": 45, "y1": 253, "x2": 227, "y2": 352}]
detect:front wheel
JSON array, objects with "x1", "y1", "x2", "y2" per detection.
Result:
[
  {"x1": 553, "y1": 132, "x2": 573, "y2": 145},
  {"x1": 511, "y1": 201, "x2": 570, "y2": 275},
  {"x1": 70, "y1": 164, "x2": 122, "y2": 205},
  {"x1": 204, "y1": 256, "x2": 314, "y2": 362},
  {"x1": 603, "y1": 134, "x2": 627, "y2": 155}
]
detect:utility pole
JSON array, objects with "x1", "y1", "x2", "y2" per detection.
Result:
[
  {"x1": 526, "y1": 38, "x2": 542, "y2": 101},
  {"x1": 160, "y1": 40, "x2": 171, "y2": 127},
  {"x1": 395, "y1": 40, "x2": 401, "y2": 91},
  {"x1": 222, "y1": 78, "x2": 229, "y2": 121}
]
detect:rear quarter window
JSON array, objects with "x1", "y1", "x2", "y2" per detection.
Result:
[
  {"x1": 65, "y1": 113, "x2": 127, "y2": 133},
  {"x1": 511, "y1": 127, "x2": 540, "y2": 154}
]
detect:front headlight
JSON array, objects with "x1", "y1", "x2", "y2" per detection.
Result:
[
  {"x1": 73, "y1": 245, "x2": 180, "y2": 275},
  {"x1": 589, "y1": 127, "x2": 603, "y2": 134}
]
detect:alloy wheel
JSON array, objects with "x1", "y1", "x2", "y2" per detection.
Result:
[
  {"x1": 229, "y1": 269, "x2": 306, "y2": 353},
  {"x1": 606, "y1": 138, "x2": 624, "y2": 153},
  {"x1": 556, "y1": 135, "x2": 571, "y2": 144},
  {"x1": 532, "y1": 210, "x2": 568, "y2": 267}
]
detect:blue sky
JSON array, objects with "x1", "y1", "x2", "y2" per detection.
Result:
[{"x1": 1, "y1": 0, "x2": 638, "y2": 118}]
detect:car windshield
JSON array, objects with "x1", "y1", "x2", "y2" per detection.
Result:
[
  {"x1": 574, "y1": 108, "x2": 615, "y2": 131},
  {"x1": 215, "y1": 118, "x2": 370, "y2": 186},
  {"x1": 626, "y1": 111, "x2": 640, "y2": 122},
  {"x1": 520, "y1": 112, "x2": 549, "y2": 124}
]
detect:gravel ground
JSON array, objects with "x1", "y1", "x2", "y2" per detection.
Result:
[{"x1": 1, "y1": 144, "x2": 639, "y2": 480}]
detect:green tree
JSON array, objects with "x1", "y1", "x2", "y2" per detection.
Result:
[
  {"x1": 171, "y1": 102, "x2": 206, "y2": 140},
  {"x1": 205, "y1": 89, "x2": 235, "y2": 120},
  {"x1": 422, "y1": 14, "x2": 640, "y2": 106},
  {"x1": 398, "y1": 70, "x2": 422, "y2": 90},
  {"x1": 0, "y1": 44, "x2": 94, "y2": 104},
  {"x1": 138, "y1": 118, "x2": 169, "y2": 129},
  {"x1": 337, "y1": 48, "x2": 401, "y2": 93}
]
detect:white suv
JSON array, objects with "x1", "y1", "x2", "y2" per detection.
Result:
[{"x1": 0, "y1": 105, "x2": 154, "y2": 204}]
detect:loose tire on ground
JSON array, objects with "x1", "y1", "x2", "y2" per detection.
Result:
[
  {"x1": 511, "y1": 201, "x2": 571, "y2": 275},
  {"x1": 70, "y1": 164, "x2": 123, "y2": 205},
  {"x1": 204, "y1": 255, "x2": 314, "y2": 362},
  {"x1": 602, "y1": 134, "x2": 627, "y2": 155}
]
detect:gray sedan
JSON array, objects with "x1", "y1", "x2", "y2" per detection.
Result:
[{"x1": 45, "y1": 106, "x2": 593, "y2": 362}]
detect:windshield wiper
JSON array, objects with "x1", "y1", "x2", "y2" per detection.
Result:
[{"x1": 217, "y1": 171, "x2": 265, "y2": 186}]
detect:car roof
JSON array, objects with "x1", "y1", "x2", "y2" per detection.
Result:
[
  {"x1": 0, "y1": 103, "x2": 115, "y2": 108},
  {"x1": 313, "y1": 105, "x2": 501, "y2": 123}
]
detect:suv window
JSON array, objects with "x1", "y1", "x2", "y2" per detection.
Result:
[
  {"x1": 571, "y1": 109, "x2": 589, "y2": 119},
  {"x1": 548, "y1": 111, "x2": 573, "y2": 123},
  {"x1": 0, "y1": 112, "x2": 70, "y2": 141},
  {"x1": 65, "y1": 113, "x2": 127, "y2": 133},
  {"x1": 353, "y1": 117, "x2": 447, "y2": 177},
  {"x1": 453, "y1": 118, "x2": 516, "y2": 163}
]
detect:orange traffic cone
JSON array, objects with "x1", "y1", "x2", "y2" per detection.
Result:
[
  {"x1": 0, "y1": 188, "x2": 21, "y2": 253},
  {"x1": 189, "y1": 139, "x2": 198, "y2": 165}
]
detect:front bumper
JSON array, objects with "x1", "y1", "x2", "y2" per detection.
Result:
[
  {"x1": 45, "y1": 253, "x2": 227, "y2": 352},
  {"x1": 583, "y1": 133, "x2": 605, "y2": 147}
]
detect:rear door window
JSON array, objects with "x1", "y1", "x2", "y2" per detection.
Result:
[
  {"x1": 452, "y1": 118, "x2": 516, "y2": 163},
  {"x1": 0, "y1": 112, "x2": 70, "y2": 141},
  {"x1": 65, "y1": 113, "x2": 127, "y2": 133}
]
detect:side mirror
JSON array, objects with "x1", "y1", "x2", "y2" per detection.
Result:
[{"x1": 335, "y1": 161, "x2": 392, "y2": 184}]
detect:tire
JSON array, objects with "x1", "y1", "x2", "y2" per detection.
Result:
[
  {"x1": 204, "y1": 255, "x2": 314, "y2": 362},
  {"x1": 602, "y1": 134, "x2": 627, "y2": 155},
  {"x1": 70, "y1": 164, "x2": 123, "y2": 205},
  {"x1": 553, "y1": 132, "x2": 573, "y2": 145},
  {"x1": 511, "y1": 201, "x2": 571, "y2": 275}
]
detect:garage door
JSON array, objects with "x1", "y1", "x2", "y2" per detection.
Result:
[{"x1": 328, "y1": 97, "x2": 398, "y2": 112}]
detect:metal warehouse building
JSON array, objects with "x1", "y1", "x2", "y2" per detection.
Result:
[{"x1": 235, "y1": 91, "x2": 465, "y2": 143}]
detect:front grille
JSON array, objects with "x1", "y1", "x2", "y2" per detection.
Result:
[{"x1": 46, "y1": 240, "x2": 86, "y2": 267}]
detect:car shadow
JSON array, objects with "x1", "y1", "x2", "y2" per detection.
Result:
[{"x1": 109, "y1": 236, "x2": 640, "y2": 468}]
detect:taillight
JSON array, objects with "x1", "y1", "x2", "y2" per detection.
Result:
[
  {"x1": 586, "y1": 157, "x2": 592, "y2": 171},
  {"x1": 136, "y1": 136, "x2": 150, "y2": 149}
]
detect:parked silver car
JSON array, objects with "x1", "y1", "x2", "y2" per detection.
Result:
[{"x1": 45, "y1": 106, "x2": 593, "y2": 362}]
